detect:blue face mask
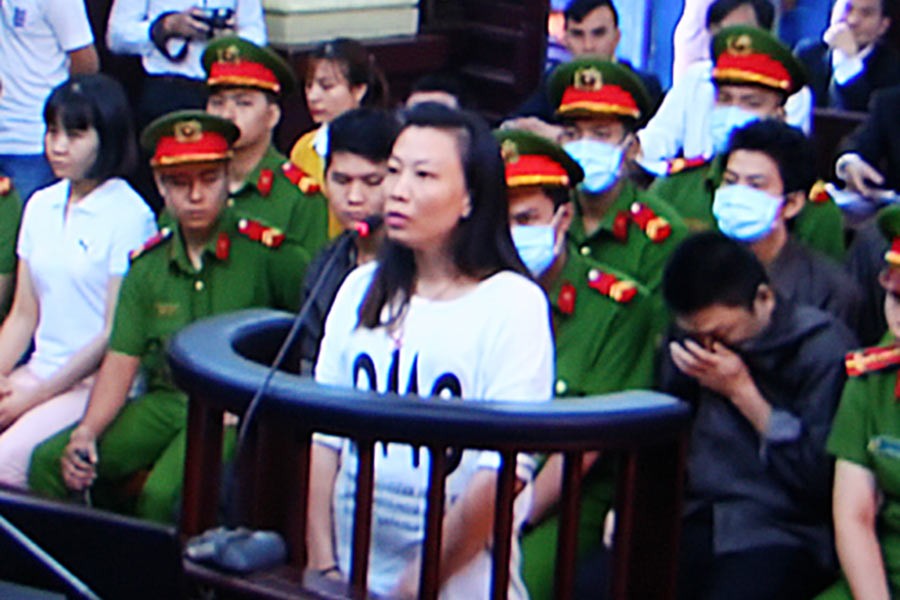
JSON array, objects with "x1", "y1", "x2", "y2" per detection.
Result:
[
  {"x1": 712, "y1": 184, "x2": 783, "y2": 242},
  {"x1": 511, "y1": 224, "x2": 557, "y2": 277},
  {"x1": 709, "y1": 106, "x2": 760, "y2": 154},
  {"x1": 563, "y1": 139, "x2": 624, "y2": 194}
]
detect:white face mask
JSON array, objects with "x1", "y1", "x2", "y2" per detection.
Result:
[
  {"x1": 709, "y1": 106, "x2": 760, "y2": 154},
  {"x1": 712, "y1": 184, "x2": 783, "y2": 242},
  {"x1": 511, "y1": 224, "x2": 557, "y2": 276},
  {"x1": 563, "y1": 139, "x2": 624, "y2": 194}
]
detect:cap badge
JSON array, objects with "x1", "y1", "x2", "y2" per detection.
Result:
[
  {"x1": 725, "y1": 34, "x2": 754, "y2": 56},
  {"x1": 573, "y1": 67, "x2": 603, "y2": 92},
  {"x1": 500, "y1": 139, "x2": 520, "y2": 164},
  {"x1": 174, "y1": 120, "x2": 203, "y2": 144},
  {"x1": 219, "y1": 45, "x2": 241, "y2": 63}
]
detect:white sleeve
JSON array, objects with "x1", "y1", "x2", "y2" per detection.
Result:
[
  {"x1": 108, "y1": 194, "x2": 158, "y2": 276},
  {"x1": 638, "y1": 75, "x2": 693, "y2": 162},
  {"x1": 106, "y1": 0, "x2": 153, "y2": 56},
  {"x1": 235, "y1": 0, "x2": 267, "y2": 45},
  {"x1": 44, "y1": 0, "x2": 95, "y2": 52},
  {"x1": 672, "y1": 0, "x2": 714, "y2": 79},
  {"x1": 786, "y1": 86, "x2": 813, "y2": 135},
  {"x1": 16, "y1": 199, "x2": 37, "y2": 261},
  {"x1": 480, "y1": 278, "x2": 554, "y2": 404}
]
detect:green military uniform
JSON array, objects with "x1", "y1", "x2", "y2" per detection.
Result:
[
  {"x1": 28, "y1": 111, "x2": 308, "y2": 523},
  {"x1": 0, "y1": 175, "x2": 21, "y2": 277},
  {"x1": 651, "y1": 157, "x2": 846, "y2": 261},
  {"x1": 200, "y1": 36, "x2": 329, "y2": 257},
  {"x1": 28, "y1": 209, "x2": 307, "y2": 522},
  {"x1": 522, "y1": 252, "x2": 660, "y2": 599},
  {"x1": 816, "y1": 337, "x2": 900, "y2": 599},
  {"x1": 494, "y1": 128, "x2": 664, "y2": 599},
  {"x1": 815, "y1": 206, "x2": 900, "y2": 598},
  {"x1": 568, "y1": 181, "x2": 688, "y2": 293}
]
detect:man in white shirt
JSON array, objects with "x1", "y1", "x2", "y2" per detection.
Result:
[
  {"x1": 106, "y1": 0, "x2": 266, "y2": 128},
  {"x1": 0, "y1": 0, "x2": 98, "y2": 201},
  {"x1": 638, "y1": 0, "x2": 813, "y2": 166}
]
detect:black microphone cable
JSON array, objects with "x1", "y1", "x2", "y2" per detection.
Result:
[{"x1": 235, "y1": 214, "x2": 383, "y2": 453}]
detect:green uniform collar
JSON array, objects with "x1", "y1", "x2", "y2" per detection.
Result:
[
  {"x1": 167, "y1": 210, "x2": 236, "y2": 274},
  {"x1": 570, "y1": 179, "x2": 640, "y2": 243},
  {"x1": 232, "y1": 145, "x2": 284, "y2": 199}
]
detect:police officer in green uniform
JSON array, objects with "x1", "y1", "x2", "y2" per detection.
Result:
[
  {"x1": 547, "y1": 58, "x2": 688, "y2": 293},
  {"x1": 817, "y1": 205, "x2": 900, "y2": 599},
  {"x1": 201, "y1": 36, "x2": 328, "y2": 258},
  {"x1": 649, "y1": 25, "x2": 845, "y2": 262},
  {"x1": 496, "y1": 129, "x2": 660, "y2": 600},
  {"x1": 0, "y1": 174, "x2": 21, "y2": 314},
  {"x1": 28, "y1": 111, "x2": 309, "y2": 523}
]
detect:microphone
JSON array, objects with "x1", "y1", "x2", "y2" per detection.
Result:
[
  {"x1": 234, "y1": 214, "x2": 383, "y2": 491},
  {"x1": 350, "y1": 214, "x2": 383, "y2": 240}
]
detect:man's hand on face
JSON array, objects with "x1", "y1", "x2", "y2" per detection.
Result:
[{"x1": 669, "y1": 338, "x2": 754, "y2": 399}]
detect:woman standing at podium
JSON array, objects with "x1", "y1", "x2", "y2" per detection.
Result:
[{"x1": 307, "y1": 103, "x2": 553, "y2": 599}]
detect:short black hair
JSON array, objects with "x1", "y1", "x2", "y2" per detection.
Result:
[
  {"x1": 723, "y1": 119, "x2": 815, "y2": 195},
  {"x1": 408, "y1": 72, "x2": 469, "y2": 108},
  {"x1": 565, "y1": 0, "x2": 619, "y2": 27},
  {"x1": 325, "y1": 107, "x2": 400, "y2": 170},
  {"x1": 663, "y1": 232, "x2": 769, "y2": 314},
  {"x1": 543, "y1": 186, "x2": 572, "y2": 208},
  {"x1": 706, "y1": 0, "x2": 775, "y2": 30},
  {"x1": 43, "y1": 73, "x2": 138, "y2": 180}
]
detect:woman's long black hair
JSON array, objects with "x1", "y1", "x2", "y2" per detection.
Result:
[
  {"x1": 358, "y1": 103, "x2": 527, "y2": 329},
  {"x1": 306, "y1": 38, "x2": 389, "y2": 109}
]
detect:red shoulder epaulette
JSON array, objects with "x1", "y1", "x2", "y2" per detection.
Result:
[
  {"x1": 0, "y1": 176, "x2": 12, "y2": 196},
  {"x1": 587, "y1": 268, "x2": 637, "y2": 303},
  {"x1": 845, "y1": 345, "x2": 900, "y2": 377},
  {"x1": 808, "y1": 180, "x2": 830, "y2": 204},
  {"x1": 557, "y1": 282, "x2": 576, "y2": 315},
  {"x1": 257, "y1": 168, "x2": 274, "y2": 197},
  {"x1": 666, "y1": 156, "x2": 708, "y2": 176},
  {"x1": 238, "y1": 218, "x2": 285, "y2": 248},
  {"x1": 129, "y1": 227, "x2": 172, "y2": 262},
  {"x1": 281, "y1": 162, "x2": 321, "y2": 195},
  {"x1": 630, "y1": 202, "x2": 671, "y2": 243}
]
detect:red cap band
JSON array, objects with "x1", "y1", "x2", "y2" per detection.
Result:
[{"x1": 208, "y1": 61, "x2": 281, "y2": 93}]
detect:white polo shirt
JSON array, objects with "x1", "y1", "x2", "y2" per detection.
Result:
[
  {"x1": 106, "y1": 0, "x2": 266, "y2": 80},
  {"x1": 0, "y1": 0, "x2": 95, "y2": 154},
  {"x1": 17, "y1": 178, "x2": 157, "y2": 380}
]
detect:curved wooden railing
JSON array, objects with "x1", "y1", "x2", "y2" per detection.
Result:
[{"x1": 169, "y1": 309, "x2": 692, "y2": 600}]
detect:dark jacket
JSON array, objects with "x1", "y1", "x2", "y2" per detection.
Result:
[
  {"x1": 659, "y1": 300, "x2": 857, "y2": 568},
  {"x1": 769, "y1": 238, "x2": 863, "y2": 336},
  {"x1": 297, "y1": 231, "x2": 358, "y2": 368},
  {"x1": 841, "y1": 84, "x2": 900, "y2": 192},
  {"x1": 795, "y1": 39, "x2": 900, "y2": 112}
]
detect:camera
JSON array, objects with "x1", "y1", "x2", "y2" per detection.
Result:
[{"x1": 196, "y1": 7, "x2": 234, "y2": 35}]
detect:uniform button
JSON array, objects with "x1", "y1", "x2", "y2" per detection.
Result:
[
  {"x1": 555, "y1": 379, "x2": 567, "y2": 395},
  {"x1": 579, "y1": 246, "x2": 590, "y2": 256},
  {"x1": 194, "y1": 280, "x2": 204, "y2": 291},
  {"x1": 227, "y1": 199, "x2": 235, "y2": 208}
]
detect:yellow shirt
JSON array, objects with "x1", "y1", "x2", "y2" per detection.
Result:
[{"x1": 290, "y1": 127, "x2": 342, "y2": 238}]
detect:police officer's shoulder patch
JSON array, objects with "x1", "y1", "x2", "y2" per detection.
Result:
[
  {"x1": 0, "y1": 176, "x2": 13, "y2": 197},
  {"x1": 237, "y1": 218, "x2": 285, "y2": 248},
  {"x1": 630, "y1": 202, "x2": 671, "y2": 243},
  {"x1": 666, "y1": 156, "x2": 709, "y2": 176},
  {"x1": 845, "y1": 345, "x2": 900, "y2": 377},
  {"x1": 281, "y1": 161, "x2": 321, "y2": 195},
  {"x1": 587, "y1": 268, "x2": 637, "y2": 303},
  {"x1": 808, "y1": 180, "x2": 831, "y2": 204},
  {"x1": 129, "y1": 227, "x2": 173, "y2": 262}
]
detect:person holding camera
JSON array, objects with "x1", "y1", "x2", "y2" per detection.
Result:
[{"x1": 106, "y1": 0, "x2": 266, "y2": 209}]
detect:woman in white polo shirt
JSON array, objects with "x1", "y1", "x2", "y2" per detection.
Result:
[
  {"x1": 308, "y1": 103, "x2": 553, "y2": 599},
  {"x1": 0, "y1": 74, "x2": 156, "y2": 489}
]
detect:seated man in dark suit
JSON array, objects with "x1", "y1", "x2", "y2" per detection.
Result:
[
  {"x1": 503, "y1": 0, "x2": 663, "y2": 137},
  {"x1": 795, "y1": 0, "x2": 900, "y2": 111}
]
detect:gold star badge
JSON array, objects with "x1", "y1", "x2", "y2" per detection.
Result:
[
  {"x1": 726, "y1": 34, "x2": 753, "y2": 56},
  {"x1": 500, "y1": 139, "x2": 519, "y2": 164},
  {"x1": 219, "y1": 45, "x2": 241, "y2": 63},
  {"x1": 174, "y1": 120, "x2": 203, "y2": 143},
  {"x1": 574, "y1": 67, "x2": 603, "y2": 91}
]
